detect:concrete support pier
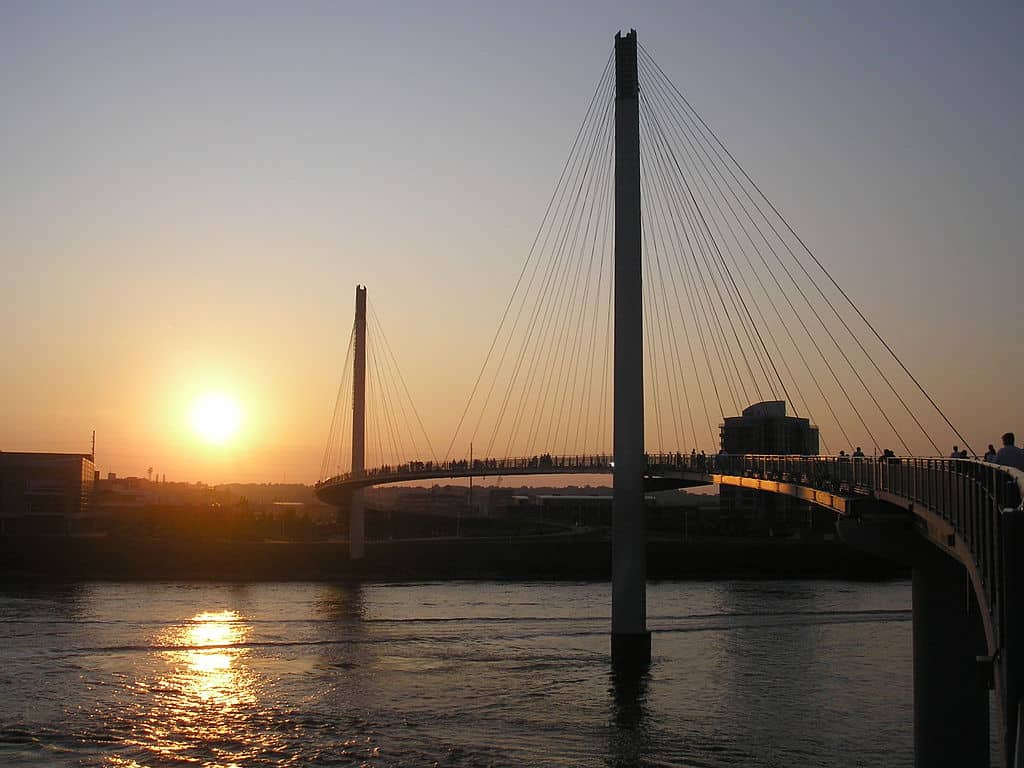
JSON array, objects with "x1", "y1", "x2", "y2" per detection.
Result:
[
  {"x1": 1000, "y1": 507, "x2": 1024, "y2": 768},
  {"x1": 913, "y1": 542, "x2": 989, "y2": 767},
  {"x1": 349, "y1": 285, "x2": 367, "y2": 561},
  {"x1": 611, "y1": 29, "x2": 650, "y2": 665}
]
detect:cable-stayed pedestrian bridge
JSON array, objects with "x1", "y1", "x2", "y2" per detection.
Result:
[{"x1": 314, "y1": 30, "x2": 1024, "y2": 767}]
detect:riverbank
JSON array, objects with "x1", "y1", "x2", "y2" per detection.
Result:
[{"x1": 0, "y1": 535, "x2": 905, "y2": 581}]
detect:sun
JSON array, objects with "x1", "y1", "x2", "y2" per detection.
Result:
[{"x1": 190, "y1": 393, "x2": 242, "y2": 445}]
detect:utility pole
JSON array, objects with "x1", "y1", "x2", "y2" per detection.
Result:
[
  {"x1": 350, "y1": 285, "x2": 367, "y2": 560},
  {"x1": 611, "y1": 29, "x2": 650, "y2": 665}
]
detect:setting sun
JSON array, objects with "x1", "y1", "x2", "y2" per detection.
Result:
[{"x1": 190, "y1": 393, "x2": 242, "y2": 445}]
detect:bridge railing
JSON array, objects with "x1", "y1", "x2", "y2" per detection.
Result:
[
  {"x1": 706, "y1": 453, "x2": 1024, "y2": 654},
  {"x1": 321, "y1": 450, "x2": 721, "y2": 487},
  {"x1": 318, "y1": 453, "x2": 616, "y2": 487},
  {"x1": 880, "y1": 458, "x2": 1023, "y2": 659},
  {"x1": 322, "y1": 452, "x2": 1024, "y2": 517}
]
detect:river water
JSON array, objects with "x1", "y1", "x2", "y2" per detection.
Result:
[{"x1": 0, "y1": 580, "x2": 916, "y2": 767}]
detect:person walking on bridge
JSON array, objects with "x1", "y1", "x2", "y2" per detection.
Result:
[
  {"x1": 984, "y1": 444, "x2": 997, "y2": 462},
  {"x1": 995, "y1": 433, "x2": 1024, "y2": 471}
]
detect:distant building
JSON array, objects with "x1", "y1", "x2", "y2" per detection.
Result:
[
  {"x1": 536, "y1": 494, "x2": 614, "y2": 527},
  {"x1": 719, "y1": 402, "x2": 819, "y2": 536},
  {"x1": 720, "y1": 400, "x2": 819, "y2": 455},
  {"x1": 0, "y1": 452, "x2": 95, "y2": 535},
  {"x1": 508, "y1": 492, "x2": 652, "y2": 528},
  {"x1": 394, "y1": 485, "x2": 468, "y2": 516}
]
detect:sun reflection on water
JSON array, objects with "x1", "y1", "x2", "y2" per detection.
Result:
[
  {"x1": 120, "y1": 608, "x2": 265, "y2": 765},
  {"x1": 165, "y1": 610, "x2": 255, "y2": 706}
]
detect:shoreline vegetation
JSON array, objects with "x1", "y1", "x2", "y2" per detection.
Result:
[{"x1": 0, "y1": 536, "x2": 905, "y2": 582}]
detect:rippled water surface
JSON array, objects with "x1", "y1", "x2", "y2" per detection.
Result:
[{"x1": 0, "y1": 580, "x2": 915, "y2": 767}]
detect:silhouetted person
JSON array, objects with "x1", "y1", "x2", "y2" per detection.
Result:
[
  {"x1": 950, "y1": 446, "x2": 960, "y2": 458},
  {"x1": 853, "y1": 447, "x2": 864, "y2": 458},
  {"x1": 984, "y1": 444, "x2": 997, "y2": 462},
  {"x1": 959, "y1": 449, "x2": 968, "y2": 459},
  {"x1": 995, "y1": 433, "x2": 1024, "y2": 471}
]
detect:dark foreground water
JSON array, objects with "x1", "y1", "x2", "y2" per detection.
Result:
[{"x1": 0, "y1": 580, "x2": 916, "y2": 767}]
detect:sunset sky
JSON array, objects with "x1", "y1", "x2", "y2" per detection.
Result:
[{"x1": 2, "y1": 2, "x2": 1021, "y2": 484}]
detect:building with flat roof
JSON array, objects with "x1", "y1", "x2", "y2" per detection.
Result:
[
  {"x1": 720, "y1": 400, "x2": 819, "y2": 455},
  {"x1": 0, "y1": 452, "x2": 95, "y2": 535},
  {"x1": 719, "y1": 402, "x2": 819, "y2": 536}
]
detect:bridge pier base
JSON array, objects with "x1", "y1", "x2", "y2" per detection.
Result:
[
  {"x1": 913, "y1": 542, "x2": 989, "y2": 768},
  {"x1": 611, "y1": 631, "x2": 651, "y2": 667}
]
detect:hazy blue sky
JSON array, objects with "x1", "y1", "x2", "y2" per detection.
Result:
[{"x1": 1, "y1": 2, "x2": 1021, "y2": 481}]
